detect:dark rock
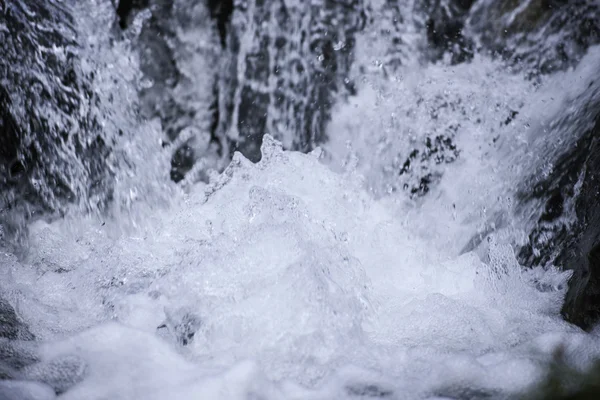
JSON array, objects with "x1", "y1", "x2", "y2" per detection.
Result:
[
  {"x1": 519, "y1": 346, "x2": 600, "y2": 399},
  {"x1": 1, "y1": 337, "x2": 87, "y2": 395},
  {"x1": 466, "y1": 0, "x2": 600, "y2": 74},
  {"x1": 0, "y1": 0, "x2": 112, "y2": 238},
  {"x1": 0, "y1": 340, "x2": 39, "y2": 370},
  {"x1": 516, "y1": 85, "x2": 600, "y2": 329},
  {"x1": 558, "y1": 131, "x2": 600, "y2": 329},
  {"x1": 0, "y1": 343, "x2": 88, "y2": 397},
  {"x1": 118, "y1": 0, "x2": 227, "y2": 183},
  {"x1": 415, "y1": 0, "x2": 600, "y2": 72},
  {"x1": 0, "y1": 297, "x2": 34, "y2": 341},
  {"x1": 459, "y1": 75, "x2": 600, "y2": 329},
  {"x1": 0, "y1": 296, "x2": 37, "y2": 380},
  {"x1": 433, "y1": 385, "x2": 502, "y2": 400},
  {"x1": 0, "y1": 338, "x2": 39, "y2": 380},
  {"x1": 116, "y1": 0, "x2": 150, "y2": 29},
  {"x1": 217, "y1": 0, "x2": 367, "y2": 161},
  {"x1": 417, "y1": 0, "x2": 476, "y2": 64},
  {"x1": 345, "y1": 382, "x2": 394, "y2": 398},
  {"x1": 207, "y1": 0, "x2": 233, "y2": 48}
]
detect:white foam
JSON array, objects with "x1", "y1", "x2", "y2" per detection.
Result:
[
  {"x1": 0, "y1": 380, "x2": 56, "y2": 400},
  {"x1": 326, "y1": 45, "x2": 600, "y2": 257},
  {"x1": 2, "y1": 136, "x2": 599, "y2": 399}
]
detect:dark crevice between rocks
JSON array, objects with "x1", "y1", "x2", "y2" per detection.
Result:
[
  {"x1": 207, "y1": 0, "x2": 233, "y2": 48},
  {"x1": 420, "y1": 0, "x2": 476, "y2": 65},
  {"x1": 116, "y1": 0, "x2": 150, "y2": 29}
]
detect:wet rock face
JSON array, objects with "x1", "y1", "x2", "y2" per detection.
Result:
[
  {"x1": 367, "y1": 0, "x2": 407, "y2": 70},
  {"x1": 413, "y1": 0, "x2": 600, "y2": 328},
  {"x1": 0, "y1": 298, "x2": 34, "y2": 341},
  {"x1": 0, "y1": 0, "x2": 111, "y2": 233},
  {"x1": 467, "y1": 0, "x2": 600, "y2": 74},
  {"x1": 516, "y1": 92, "x2": 600, "y2": 329},
  {"x1": 218, "y1": 0, "x2": 367, "y2": 162},
  {"x1": 552, "y1": 125, "x2": 600, "y2": 329},
  {"x1": 207, "y1": 0, "x2": 234, "y2": 47},
  {"x1": 120, "y1": 0, "x2": 366, "y2": 178},
  {"x1": 116, "y1": 0, "x2": 150, "y2": 29},
  {"x1": 417, "y1": 0, "x2": 475, "y2": 64},
  {"x1": 117, "y1": 0, "x2": 228, "y2": 183},
  {"x1": 414, "y1": 0, "x2": 600, "y2": 73}
]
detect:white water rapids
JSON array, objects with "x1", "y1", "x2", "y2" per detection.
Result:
[{"x1": 2, "y1": 1, "x2": 600, "y2": 399}]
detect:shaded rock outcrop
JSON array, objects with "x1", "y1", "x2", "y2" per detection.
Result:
[
  {"x1": 417, "y1": 0, "x2": 475, "y2": 64},
  {"x1": 115, "y1": 0, "x2": 149, "y2": 29},
  {"x1": 407, "y1": 0, "x2": 600, "y2": 73},
  {"x1": 217, "y1": 0, "x2": 367, "y2": 162},
  {"x1": 411, "y1": 1, "x2": 600, "y2": 326},
  {"x1": 0, "y1": 0, "x2": 112, "y2": 235},
  {"x1": 517, "y1": 100, "x2": 600, "y2": 329},
  {"x1": 440, "y1": 0, "x2": 600, "y2": 328},
  {"x1": 0, "y1": 297, "x2": 34, "y2": 342},
  {"x1": 117, "y1": 0, "x2": 367, "y2": 180},
  {"x1": 116, "y1": 0, "x2": 227, "y2": 182},
  {"x1": 467, "y1": 0, "x2": 600, "y2": 74}
]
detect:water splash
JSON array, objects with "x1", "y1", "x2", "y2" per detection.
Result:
[{"x1": 2, "y1": 137, "x2": 597, "y2": 399}]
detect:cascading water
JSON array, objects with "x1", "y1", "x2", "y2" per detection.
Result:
[{"x1": 1, "y1": 0, "x2": 600, "y2": 399}]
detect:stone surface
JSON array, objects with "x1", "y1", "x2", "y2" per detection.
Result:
[
  {"x1": 218, "y1": 0, "x2": 366, "y2": 161},
  {"x1": 118, "y1": 0, "x2": 367, "y2": 181},
  {"x1": 0, "y1": 298, "x2": 35, "y2": 342},
  {"x1": 0, "y1": 0, "x2": 111, "y2": 236},
  {"x1": 417, "y1": 0, "x2": 476, "y2": 64},
  {"x1": 118, "y1": 0, "x2": 226, "y2": 182},
  {"x1": 467, "y1": 0, "x2": 600, "y2": 74},
  {"x1": 516, "y1": 89, "x2": 600, "y2": 329}
]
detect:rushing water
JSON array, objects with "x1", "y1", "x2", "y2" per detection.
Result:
[{"x1": 1, "y1": 0, "x2": 600, "y2": 399}]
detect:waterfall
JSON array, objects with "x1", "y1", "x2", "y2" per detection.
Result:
[{"x1": 1, "y1": 0, "x2": 600, "y2": 399}]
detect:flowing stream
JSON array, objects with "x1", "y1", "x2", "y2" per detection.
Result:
[{"x1": 1, "y1": 0, "x2": 600, "y2": 399}]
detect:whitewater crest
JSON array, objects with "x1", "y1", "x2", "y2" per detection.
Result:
[{"x1": 2, "y1": 136, "x2": 598, "y2": 399}]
